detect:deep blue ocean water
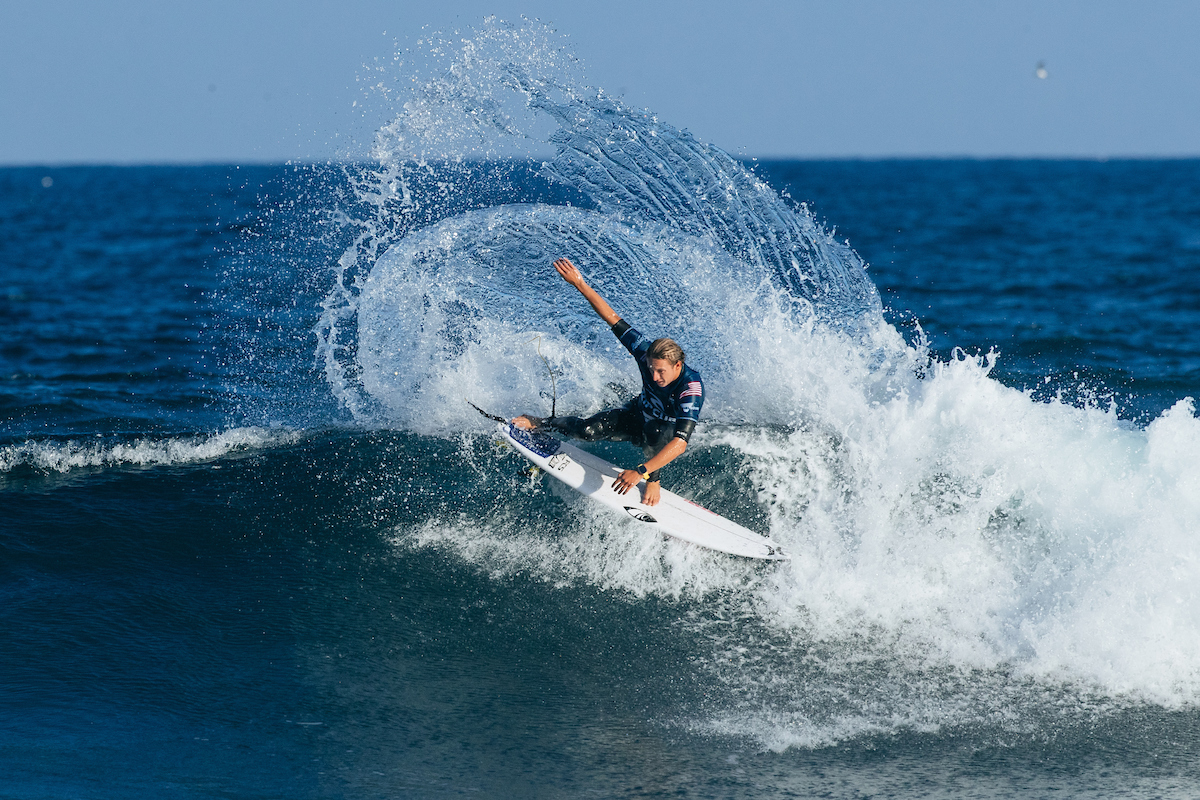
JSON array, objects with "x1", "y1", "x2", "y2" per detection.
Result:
[
  {"x1": 4, "y1": 156, "x2": 1199, "y2": 799},
  {"x1": 5, "y1": 28, "x2": 1200, "y2": 800}
]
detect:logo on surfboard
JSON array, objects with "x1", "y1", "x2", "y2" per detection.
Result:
[{"x1": 624, "y1": 507, "x2": 658, "y2": 523}]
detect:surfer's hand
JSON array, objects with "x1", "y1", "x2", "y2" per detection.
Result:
[
  {"x1": 512, "y1": 415, "x2": 536, "y2": 430},
  {"x1": 553, "y1": 258, "x2": 587, "y2": 289},
  {"x1": 642, "y1": 481, "x2": 661, "y2": 507},
  {"x1": 613, "y1": 469, "x2": 641, "y2": 495}
]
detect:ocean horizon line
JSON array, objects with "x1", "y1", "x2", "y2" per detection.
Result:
[{"x1": 5, "y1": 153, "x2": 1200, "y2": 170}]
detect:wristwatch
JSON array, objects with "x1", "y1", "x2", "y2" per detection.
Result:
[{"x1": 635, "y1": 464, "x2": 650, "y2": 480}]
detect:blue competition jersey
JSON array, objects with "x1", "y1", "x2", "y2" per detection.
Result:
[{"x1": 612, "y1": 320, "x2": 704, "y2": 437}]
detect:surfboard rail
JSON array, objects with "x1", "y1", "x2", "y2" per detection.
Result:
[{"x1": 498, "y1": 423, "x2": 790, "y2": 561}]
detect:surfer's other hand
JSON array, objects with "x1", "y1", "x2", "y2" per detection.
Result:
[
  {"x1": 642, "y1": 481, "x2": 661, "y2": 506},
  {"x1": 613, "y1": 469, "x2": 641, "y2": 495},
  {"x1": 553, "y1": 258, "x2": 586, "y2": 289},
  {"x1": 512, "y1": 415, "x2": 536, "y2": 430}
]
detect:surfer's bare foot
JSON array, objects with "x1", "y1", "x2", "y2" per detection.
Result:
[
  {"x1": 643, "y1": 481, "x2": 661, "y2": 507},
  {"x1": 512, "y1": 415, "x2": 541, "y2": 430}
]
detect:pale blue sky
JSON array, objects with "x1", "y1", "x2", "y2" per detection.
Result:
[{"x1": 3, "y1": 0, "x2": 1198, "y2": 164}]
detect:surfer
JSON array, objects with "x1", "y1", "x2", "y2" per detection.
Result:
[{"x1": 513, "y1": 258, "x2": 704, "y2": 507}]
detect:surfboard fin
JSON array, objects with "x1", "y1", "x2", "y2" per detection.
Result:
[{"x1": 466, "y1": 398, "x2": 507, "y2": 424}]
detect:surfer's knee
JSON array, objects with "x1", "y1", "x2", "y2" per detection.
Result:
[
  {"x1": 577, "y1": 410, "x2": 625, "y2": 441},
  {"x1": 550, "y1": 416, "x2": 593, "y2": 440},
  {"x1": 578, "y1": 419, "x2": 607, "y2": 441}
]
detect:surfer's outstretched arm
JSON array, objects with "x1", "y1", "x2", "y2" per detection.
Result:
[
  {"x1": 512, "y1": 258, "x2": 617, "y2": 431},
  {"x1": 553, "y1": 258, "x2": 620, "y2": 326}
]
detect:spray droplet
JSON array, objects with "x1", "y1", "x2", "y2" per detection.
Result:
[
  {"x1": 41, "y1": 176, "x2": 53, "y2": 188},
  {"x1": 1035, "y1": 61, "x2": 1049, "y2": 80}
]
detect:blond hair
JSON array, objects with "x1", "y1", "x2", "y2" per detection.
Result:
[{"x1": 647, "y1": 338, "x2": 685, "y2": 364}]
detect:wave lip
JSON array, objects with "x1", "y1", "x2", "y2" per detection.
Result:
[
  {"x1": 0, "y1": 427, "x2": 301, "y2": 474},
  {"x1": 318, "y1": 18, "x2": 885, "y2": 424}
]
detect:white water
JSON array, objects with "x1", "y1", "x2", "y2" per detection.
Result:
[
  {"x1": 0, "y1": 427, "x2": 301, "y2": 474},
  {"x1": 320, "y1": 18, "x2": 1200, "y2": 748}
]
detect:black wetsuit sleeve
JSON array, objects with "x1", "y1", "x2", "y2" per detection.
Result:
[
  {"x1": 612, "y1": 320, "x2": 652, "y2": 359},
  {"x1": 673, "y1": 419, "x2": 697, "y2": 443}
]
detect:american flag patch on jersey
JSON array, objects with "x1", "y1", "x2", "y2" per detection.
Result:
[{"x1": 679, "y1": 381, "x2": 703, "y2": 399}]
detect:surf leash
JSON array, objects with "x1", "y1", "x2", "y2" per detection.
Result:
[
  {"x1": 527, "y1": 334, "x2": 557, "y2": 420},
  {"x1": 467, "y1": 335, "x2": 560, "y2": 427}
]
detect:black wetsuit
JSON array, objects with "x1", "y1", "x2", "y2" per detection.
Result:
[{"x1": 550, "y1": 320, "x2": 705, "y2": 481}]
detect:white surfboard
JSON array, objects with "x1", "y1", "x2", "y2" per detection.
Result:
[{"x1": 498, "y1": 422, "x2": 789, "y2": 561}]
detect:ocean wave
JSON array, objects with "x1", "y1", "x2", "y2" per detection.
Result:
[{"x1": 324, "y1": 19, "x2": 1200, "y2": 749}]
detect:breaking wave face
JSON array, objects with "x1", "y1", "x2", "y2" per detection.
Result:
[{"x1": 317, "y1": 19, "x2": 1200, "y2": 749}]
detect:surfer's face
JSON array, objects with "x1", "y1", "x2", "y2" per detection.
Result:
[{"x1": 647, "y1": 357, "x2": 683, "y2": 387}]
